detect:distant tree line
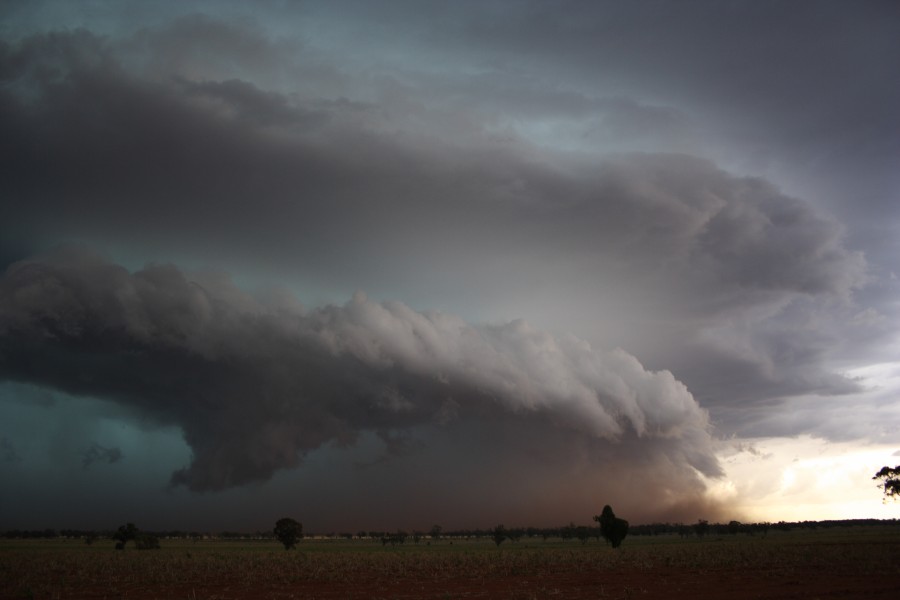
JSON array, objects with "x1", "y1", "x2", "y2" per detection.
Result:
[
  {"x1": 313, "y1": 517, "x2": 899, "y2": 544},
  {"x1": 0, "y1": 528, "x2": 277, "y2": 540},
  {"x1": 3, "y1": 518, "x2": 896, "y2": 541}
]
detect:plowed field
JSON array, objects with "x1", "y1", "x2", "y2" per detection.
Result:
[{"x1": 3, "y1": 527, "x2": 898, "y2": 599}]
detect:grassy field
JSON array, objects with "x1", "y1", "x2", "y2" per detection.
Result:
[{"x1": 2, "y1": 525, "x2": 899, "y2": 599}]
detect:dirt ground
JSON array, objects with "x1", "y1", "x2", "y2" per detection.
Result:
[
  {"x1": 49, "y1": 565, "x2": 900, "y2": 600},
  {"x1": 4, "y1": 529, "x2": 899, "y2": 600}
]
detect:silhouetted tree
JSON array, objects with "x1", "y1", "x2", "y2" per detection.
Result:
[
  {"x1": 594, "y1": 505, "x2": 629, "y2": 548},
  {"x1": 873, "y1": 465, "x2": 900, "y2": 501},
  {"x1": 113, "y1": 523, "x2": 138, "y2": 549},
  {"x1": 273, "y1": 517, "x2": 303, "y2": 550},
  {"x1": 430, "y1": 525, "x2": 442, "y2": 541},
  {"x1": 492, "y1": 524, "x2": 507, "y2": 547}
]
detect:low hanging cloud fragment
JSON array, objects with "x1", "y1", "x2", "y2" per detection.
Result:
[
  {"x1": 1, "y1": 436, "x2": 20, "y2": 463},
  {"x1": 81, "y1": 443, "x2": 123, "y2": 469},
  {"x1": 0, "y1": 248, "x2": 720, "y2": 497}
]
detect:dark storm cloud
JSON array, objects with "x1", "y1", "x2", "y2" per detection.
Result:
[
  {"x1": 0, "y1": 20, "x2": 878, "y2": 438},
  {"x1": 0, "y1": 249, "x2": 720, "y2": 499},
  {"x1": 429, "y1": 0, "x2": 899, "y2": 146},
  {"x1": 1, "y1": 3, "x2": 898, "y2": 530},
  {"x1": 0, "y1": 24, "x2": 868, "y2": 301},
  {"x1": 304, "y1": 0, "x2": 899, "y2": 241},
  {"x1": 81, "y1": 443, "x2": 122, "y2": 469},
  {"x1": 0, "y1": 26, "x2": 868, "y2": 298}
]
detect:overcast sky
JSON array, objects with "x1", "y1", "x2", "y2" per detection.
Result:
[{"x1": 1, "y1": 0, "x2": 898, "y2": 533}]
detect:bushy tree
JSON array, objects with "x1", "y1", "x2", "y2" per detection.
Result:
[
  {"x1": 874, "y1": 465, "x2": 900, "y2": 501},
  {"x1": 593, "y1": 505, "x2": 629, "y2": 548},
  {"x1": 273, "y1": 517, "x2": 303, "y2": 550}
]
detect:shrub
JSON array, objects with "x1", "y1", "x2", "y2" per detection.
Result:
[{"x1": 135, "y1": 534, "x2": 161, "y2": 550}]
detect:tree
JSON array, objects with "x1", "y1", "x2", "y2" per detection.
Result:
[
  {"x1": 492, "y1": 524, "x2": 507, "y2": 547},
  {"x1": 273, "y1": 517, "x2": 303, "y2": 550},
  {"x1": 113, "y1": 523, "x2": 138, "y2": 550},
  {"x1": 593, "y1": 505, "x2": 629, "y2": 548},
  {"x1": 873, "y1": 465, "x2": 900, "y2": 501}
]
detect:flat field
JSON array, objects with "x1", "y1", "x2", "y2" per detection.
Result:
[{"x1": 2, "y1": 525, "x2": 899, "y2": 599}]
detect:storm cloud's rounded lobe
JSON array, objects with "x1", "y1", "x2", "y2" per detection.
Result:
[{"x1": 0, "y1": 249, "x2": 719, "y2": 500}]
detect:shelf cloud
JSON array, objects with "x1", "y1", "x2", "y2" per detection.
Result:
[{"x1": 1, "y1": 249, "x2": 718, "y2": 501}]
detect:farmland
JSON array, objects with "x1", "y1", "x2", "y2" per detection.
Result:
[{"x1": 2, "y1": 524, "x2": 899, "y2": 599}]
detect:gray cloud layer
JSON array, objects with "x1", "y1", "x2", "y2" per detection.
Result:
[{"x1": 0, "y1": 249, "x2": 719, "y2": 494}]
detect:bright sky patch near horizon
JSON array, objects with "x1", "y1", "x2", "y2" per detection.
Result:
[{"x1": 0, "y1": 0, "x2": 898, "y2": 532}]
